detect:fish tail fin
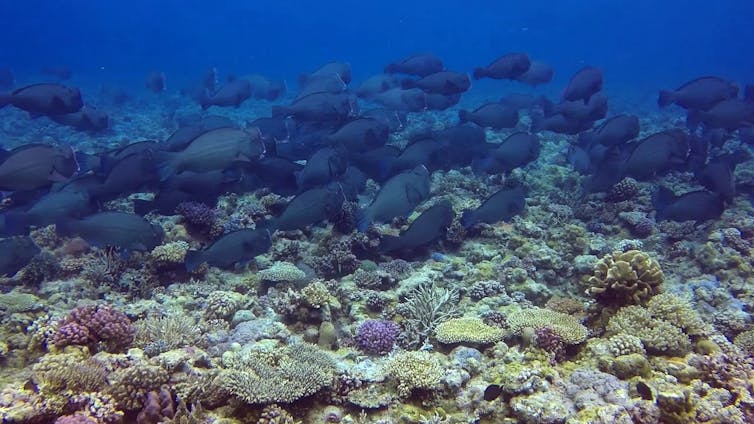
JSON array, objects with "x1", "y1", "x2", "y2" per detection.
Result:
[
  {"x1": 541, "y1": 98, "x2": 556, "y2": 117},
  {"x1": 472, "y1": 68, "x2": 485, "y2": 80},
  {"x1": 3, "y1": 212, "x2": 30, "y2": 236},
  {"x1": 153, "y1": 152, "x2": 176, "y2": 182},
  {"x1": 255, "y1": 219, "x2": 277, "y2": 233},
  {"x1": 530, "y1": 112, "x2": 544, "y2": 132},
  {"x1": 460, "y1": 210, "x2": 475, "y2": 228},
  {"x1": 379, "y1": 235, "x2": 402, "y2": 253},
  {"x1": 652, "y1": 186, "x2": 676, "y2": 221},
  {"x1": 184, "y1": 250, "x2": 204, "y2": 272},
  {"x1": 458, "y1": 110, "x2": 469, "y2": 123},
  {"x1": 657, "y1": 90, "x2": 675, "y2": 108}
]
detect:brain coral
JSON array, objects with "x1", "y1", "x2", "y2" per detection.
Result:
[
  {"x1": 434, "y1": 317, "x2": 504, "y2": 345},
  {"x1": 507, "y1": 307, "x2": 588, "y2": 345},
  {"x1": 586, "y1": 250, "x2": 664, "y2": 305}
]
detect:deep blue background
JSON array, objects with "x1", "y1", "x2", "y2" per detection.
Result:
[{"x1": 2, "y1": 0, "x2": 753, "y2": 96}]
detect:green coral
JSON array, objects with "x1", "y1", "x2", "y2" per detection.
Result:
[
  {"x1": 507, "y1": 307, "x2": 589, "y2": 344},
  {"x1": 32, "y1": 348, "x2": 107, "y2": 392},
  {"x1": 0, "y1": 291, "x2": 42, "y2": 313},
  {"x1": 586, "y1": 250, "x2": 664, "y2": 305},
  {"x1": 434, "y1": 317, "x2": 504, "y2": 345},
  {"x1": 134, "y1": 314, "x2": 204, "y2": 351},
  {"x1": 734, "y1": 329, "x2": 754, "y2": 356},
  {"x1": 258, "y1": 261, "x2": 306, "y2": 283},
  {"x1": 387, "y1": 350, "x2": 444, "y2": 397},
  {"x1": 150, "y1": 241, "x2": 189, "y2": 264},
  {"x1": 205, "y1": 290, "x2": 245, "y2": 319},
  {"x1": 220, "y1": 343, "x2": 336, "y2": 404}
]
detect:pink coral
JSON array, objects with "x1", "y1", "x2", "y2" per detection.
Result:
[{"x1": 53, "y1": 304, "x2": 135, "y2": 352}]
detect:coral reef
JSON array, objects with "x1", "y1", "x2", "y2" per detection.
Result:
[{"x1": 586, "y1": 250, "x2": 665, "y2": 305}]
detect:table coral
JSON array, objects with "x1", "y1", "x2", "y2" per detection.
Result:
[{"x1": 434, "y1": 317, "x2": 504, "y2": 345}]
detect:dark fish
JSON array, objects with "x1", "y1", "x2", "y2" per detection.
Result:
[
  {"x1": 41, "y1": 66, "x2": 72, "y2": 80},
  {"x1": 132, "y1": 168, "x2": 241, "y2": 216},
  {"x1": 461, "y1": 185, "x2": 526, "y2": 228},
  {"x1": 473, "y1": 53, "x2": 531, "y2": 80},
  {"x1": 380, "y1": 200, "x2": 454, "y2": 253},
  {"x1": 272, "y1": 92, "x2": 357, "y2": 122},
  {"x1": 357, "y1": 165, "x2": 431, "y2": 231},
  {"x1": 145, "y1": 71, "x2": 167, "y2": 93},
  {"x1": 184, "y1": 228, "x2": 271, "y2": 272},
  {"x1": 696, "y1": 152, "x2": 750, "y2": 202},
  {"x1": 99, "y1": 140, "x2": 159, "y2": 172},
  {"x1": 91, "y1": 151, "x2": 158, "y2": 200},
  {"x1": 0, "y1": 83, "x2": 83, "y2": 116},
  {"x1": 350, "y1": 146, "x2": 401, "y2": 180},
  {"x1": 473, "y1": 132, "x2": 540, "y2": 174},
  {"x1": 338, "y1": 166, "x2": 367, "y2": 201},
  {"x1": 356, "y1": 74, "x2": 401, "y2": 98},
  {"x1": 432, "y1": 124, "x2": 487, "y2": 169},
  {"x1": 653, "y1": 187, "x2": 724, "y2": 222},
  {"x1": 300, "y1": 62, "x2": 352, "y2": 85},
  {"x1": 362, "y1": 108, "x2": 407, "y2": 132},
  {"x1": 374, "y1": 88, "x2": 426, "y2": 112},
  {"x1": 243, "y1": 74, "x2": 286, "y2": 101},
  {"x1": 531, "y1": 112, "x2": 593, "y2": 135},
  {"x1": 500, "y1": 93, "x2": 546, "y2": 111},
  {"x1": 740, "y1": 126, "x2": 754, "y2": 145},
  {"x1": 425, "y1": 93, "x2": 461, "y2": 110},
  {"x1": 253, "y1": 157, "x2": 303, "y2": 194},
  {"x1": 297, "y1": 73, "x2": 347, "y2": 99},
  {"x1": 402, "y1": 71, "x2": 470, "y2": 95},
  {"x1": 579, "y1": 114, "x2": 640, "y2": 147},
  {"x1": 326, "y1": 118, "x2": 390, "y2": 153},
  {"x1": 483, "y1": 385, "x2": 502, "y2": 401},
  {"x1": 164, "y1": 115, "x2": 238, "y2": 152},
  {"x1": 0, "y1": 236, "x2": 40, "y2": 277},
  {"x1": 296, "y1": 147, "x2": 348, "y2": 190},
  {"x1": 687, "y1": 98, "x2": 754, "y2": 130},
  {"x1": 621, "y1": 130, "x2": 689, "y2": 180},
  {"x1": 745, "y1": 85, "x2": 754, "y2": 103},
  {"x1": 157, "y1": 127, "x2": 265, "y2": 181},
  {"x1": 636, "y1": 382, "x2": 653, "y2": 401},
  {"x1": 459, "y1": 103, "x2": 519, "y2": 129},
  {"x1": 545, "y1": 92, "x2": 608, "y2": 122},
  {"x1": 251, "y1": 116, "x2": 296, "y2": 146},
  {"x1": 3, "y1": 189, "x2": 91, "y2": 235},
  {"x1": 385, "y1": 53, "x2": 444, "y2": 77},
  {"x1": 658, "y1": 76, "x2": 738, "y2": 110},
  {"x1": 514, "y1": 61, "x2": 553, "y2": 86},
  {"x1": 0, "y1": 144, "x2": 79, "y2": 191},
  {"x1": 199, "y1": 79, "x2": 252, "y2": 110},
  {"x1": 56, "y1": 212, "x2": 164, "y2": 252},
  {"x1": 261, "y1": 183, "x2": 345, "y2": 232},
  {"x1": 562, "y1": 67, "x2": 603, "y2": 103},
  {"x1": 49, "y1": 105, "x2": 109, "y2": 132},
  {"x1": 0, "y1": 68, "x2": 14, "y2": 89},
  {"x1": 381, "y1": 137, "x2": 442, "y2": 177}
]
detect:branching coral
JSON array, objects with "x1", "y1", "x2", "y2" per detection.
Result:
[
  {"x1": 387, "y1": 350, "x2": 444, "y2": 397},
  {"x1": 586, "y1": 250, "x2": 664, "y2": 305},
  {"x1": 220, "y1": 343, "x2": 337, "y2": 404},
  {"x1": 398, "y1": 282, "x2": 460, "y2": 344}
]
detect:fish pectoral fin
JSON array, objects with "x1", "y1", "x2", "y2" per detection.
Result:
[
  {"x1": 48, "y1": 168, "x2": 69, "y2": 182},
  {"x1": 236, "y1": 153, "x2": 252, "y2": 163}
]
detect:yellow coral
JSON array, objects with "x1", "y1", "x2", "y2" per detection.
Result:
[
  {"x1": 258, "y1": 261, "x2": 306, "y2": 282},
  {"x1": 587, "y1": 250, "x2": 664, "y2": 305},
  {"x1": 387, "y1": 350, "x2": 443, "y2": 397},
  {"x1": 434, "y1": 317, "x2": 504, "y2": 345},
  {"x1": 507, "y1": 307, "x2": 588, "y2": 344},
  {"x1": 150, "y1": 241, "x2": 189, "y2": 263}
]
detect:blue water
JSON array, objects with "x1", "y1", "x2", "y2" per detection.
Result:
[{"x1": 3, "y1": 0, "x2": 753, "y2": 95}]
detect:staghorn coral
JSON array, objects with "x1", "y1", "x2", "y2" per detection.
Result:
[
  {"x1": 434, "y1": 317, "x2": 504, "y2": 345},
  {"x1": 586, "y1": 250, "x2": 664, "y2": 305},
  {"x1": 387, "y1": 350, "x2": 444, "y2": 397},
  {"x1": 507, "y1": 307, "x2": 588, "y2": 345},
  {"x1": 134, "y1": 314, "x2": 204, "y2": 356},
  {"x1": 398, "y1": 282, "x2": 460, "y2": 344},
  {"x1": 220, "y1": 343, "x2": 337, "y2": 404}
]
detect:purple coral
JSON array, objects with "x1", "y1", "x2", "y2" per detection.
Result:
[
  {"x1": 53, "y1": 304, "x2": 135, "y2": 352},
  {"x1": 54, "y1": 413, "x2": 98, "y2": 424},
  {"x1": 535, "y1": 327, "x2": 566, "y2": 364},
  {"x1": 175, "y1": 201, "x2": 216, "y2": 228},
  {"x1": 356, "y1": 319, "x2": 399, "y2": 355}
]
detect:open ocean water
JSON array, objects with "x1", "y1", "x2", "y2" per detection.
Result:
[{"x1": 1, "y1": 1, "x2": 754, "y2": 423}]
